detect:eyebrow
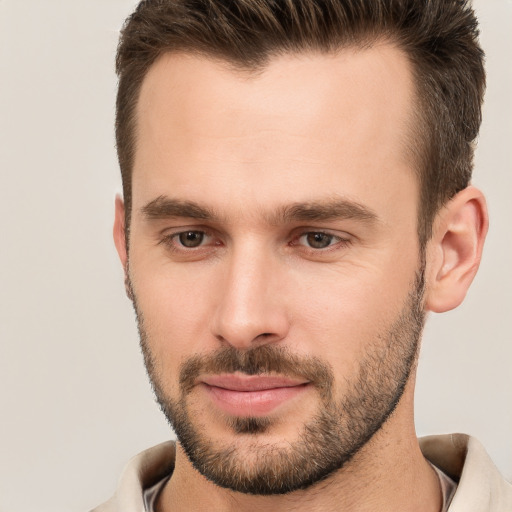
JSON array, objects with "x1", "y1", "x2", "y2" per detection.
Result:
[
  {"x1": 141, "y1": 195, "x2": 378, "y2": 225},
  {"x1": 142, "y1": 196, "x2": 216, "y2": 221},
  {"x1": 276, "y1": 200, "x2": 378, "y2": 224}
]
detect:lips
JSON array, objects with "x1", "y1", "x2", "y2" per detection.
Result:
[{"x1": 200, "y1": 373, "x2": 310, "y2": 417}]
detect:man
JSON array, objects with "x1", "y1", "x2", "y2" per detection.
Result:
[{"x1": 94, "y1": 0, "x2": 512, "y2": 510}]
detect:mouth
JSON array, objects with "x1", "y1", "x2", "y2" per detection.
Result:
[{"x1": 199, "y1": 374, "x2": 311, "y2": 417}]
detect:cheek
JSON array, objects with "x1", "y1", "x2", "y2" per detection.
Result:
[
  {"x1": 130, "y1": 260, "x2": 218, "y2": 380},
  {"x1": 288, "y1": 256, "x2": 418, "y2": 371}
]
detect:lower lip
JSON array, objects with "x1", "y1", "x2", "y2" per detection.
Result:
[{"x1": 202, "y1": 383, "x2": 310, "y2": 417}]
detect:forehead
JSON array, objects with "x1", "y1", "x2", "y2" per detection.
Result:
[{"x1": 132, "y1": 45, "x2": 417, "y2": 221}]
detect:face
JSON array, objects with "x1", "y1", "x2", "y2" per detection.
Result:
[{"x1": 122, "y1": 45, "x2": 426, "y2": 494}]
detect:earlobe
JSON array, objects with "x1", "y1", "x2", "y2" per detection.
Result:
[{"x1": 425, "y1": 186, "x2": 488, "y2": 313}]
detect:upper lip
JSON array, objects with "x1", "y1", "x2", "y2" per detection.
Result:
[{"x1": 200, "y1": 374, "x2": 309, "y2": 391}]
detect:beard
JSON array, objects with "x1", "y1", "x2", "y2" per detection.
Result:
[{"x1": 129, "y1": 267, "x2": 425, "y2": 495}]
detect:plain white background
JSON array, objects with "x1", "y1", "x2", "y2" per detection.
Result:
[{"x1": 0, "y1": 1, "x2": 510, "y2": 511}]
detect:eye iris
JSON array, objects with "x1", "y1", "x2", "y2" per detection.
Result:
[
  {"x1": 179, "y1": 231, "x2": 204, "y2": 248},
  {"x1": 306, "y1": 232, "x2": 333, "y2": 249}
]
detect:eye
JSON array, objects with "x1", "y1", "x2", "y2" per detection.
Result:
[
  {"x1": 299, "y1": 232, "x2": 338, "y2": 249},
  {"x1": 175, "y1": 230, "x2": 208, "y2": 248},
  {"x1": 159, "y1": 228, "x2": 220, "y2": 259}
]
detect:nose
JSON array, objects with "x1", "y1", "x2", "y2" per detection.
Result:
[{"x1": 211, "y1": 242, "x2": 290, "y2": 349}]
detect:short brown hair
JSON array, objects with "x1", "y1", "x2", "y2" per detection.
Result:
[{"x1": 115, "y1": 0, "x2": 485, "y2": 246}]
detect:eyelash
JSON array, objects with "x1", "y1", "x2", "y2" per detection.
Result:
[
  {"x1": 160, "y1": 229, "x2": 216, "y2": 252},
  {"x1": 159, "y1": 229, "x2": 351, "y2": 255},
  {"x1": 292, "y1": 231, "x2": 351, "y2": 253}
]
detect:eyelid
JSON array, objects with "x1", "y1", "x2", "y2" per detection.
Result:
[
  {"x1": 290, "y1": 228, "x2": 352, "y2": 253},
  {"x1": 293, "y1": 227, "x2": 351, "y2": 241},
  {"x1": 159, "y1": 227, "x2": 217, "y2": 250},
  {"x1": 157, "y1": 225, "x2": 352, "y2": 256}
]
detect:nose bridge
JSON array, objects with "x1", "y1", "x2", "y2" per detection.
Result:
[{"x1": 212, "y1": 237, "x2": 288, "y2": 348}]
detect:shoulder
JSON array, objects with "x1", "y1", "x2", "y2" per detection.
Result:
[
  {"x1": 420, "y1": 434, "x2": 512, "y2": 512},
  {"x1": 90, "y1": 441, "x2": 176, "y2": 512}
]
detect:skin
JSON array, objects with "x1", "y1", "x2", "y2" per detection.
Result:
[{"x1": 114, "y1": 44, "x2": 488, "y2": 511}]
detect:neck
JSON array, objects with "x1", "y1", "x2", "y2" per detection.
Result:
[{"x1": 158, "y1": 382, "x2": 442, "y2": 512}]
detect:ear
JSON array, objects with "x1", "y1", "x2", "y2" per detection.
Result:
[
  {"x1": 113, "y1": 195, "x2": 128, "y2": 268},
  {"x1": 113, "y1": 196, "x2": 133, "y2": 300},
  {"x1": 425, "y1": 186, "x2": 488, "y2": 313}
]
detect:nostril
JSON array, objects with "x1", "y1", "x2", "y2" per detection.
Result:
[{"x1": 255, "y1": 332, "x2": 276, "y2": 342}]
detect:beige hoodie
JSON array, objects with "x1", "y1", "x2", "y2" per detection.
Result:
[{"x1": 91, "y1": 434, "x2": 512, "y2": 512}]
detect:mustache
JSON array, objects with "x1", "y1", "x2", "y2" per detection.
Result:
[{"x1": 179, "y1": 344, "x2": 334, "y2": 399}]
